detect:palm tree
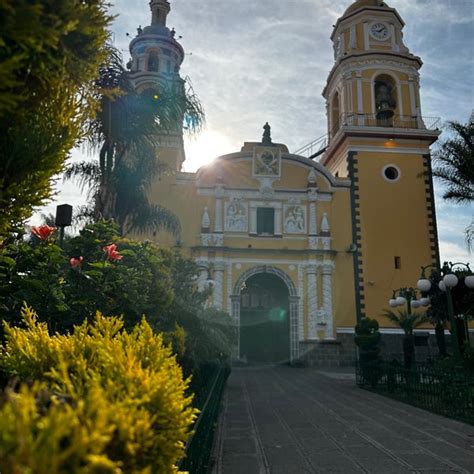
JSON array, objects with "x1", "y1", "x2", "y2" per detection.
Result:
[
  {"x1": 432, "y1": 119, "x2": 474, "y2": 204},
  {"x1": 65, "y1": 47, "x2": 204, "y2": 236},
  {"x1": 466, "y1": 217, "x2": 474, "y2": 254},
  {"x1": 383, "y1": 309, "x2": 429, "y2": 368}
]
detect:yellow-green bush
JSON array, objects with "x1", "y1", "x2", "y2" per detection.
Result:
[{"x1": 0, "y1": 306, "x2": 197, "y2": 473}]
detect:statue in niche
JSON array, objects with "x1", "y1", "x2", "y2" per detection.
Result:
[
  {"x1": 226, "y1": 200, "x2": 247, "y2": 232},
  {"x1": 285, "y1": 206, "x2": 305, "y2": 233}
]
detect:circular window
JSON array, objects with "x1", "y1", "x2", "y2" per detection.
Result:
[{"x1": 382, "y1": 165, "x2": 401, "y2": 182}]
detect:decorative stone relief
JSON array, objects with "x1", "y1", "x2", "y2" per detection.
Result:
[
  {"x1": 284, "y1": 205, "x2": 307, "y2": 234},
  {"x1": 253, "y1": 146, "x2": 281, "y2": 177},
  {"x1": 320, "y1": 237, "x2": 332, "y2": 250},
  {"x1": 308, "y1": 168, "x2": 317, "y2": 185},
  {"x1": 258, "y1": 177, "x2": 276, "y2": 198},
  {"x1": 200, "y1": 233, "x2": 224, "y2": 247},
  {"x1": 308, "y1": 236, "x2": 318, "y2": 250},
  {"x1": 225, "y1": 199, "x2": 248, "y2": 232}
]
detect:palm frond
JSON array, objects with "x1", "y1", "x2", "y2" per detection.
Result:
[
  {"x1": 126, "y1": 203, "x2": 181, "y2": 237},
  {"x1": 63, "y1": 161, "x2": 101, "y2": 195},
  {"x1": 383, "y1": 309, "x2": 430, "y2": 335}
]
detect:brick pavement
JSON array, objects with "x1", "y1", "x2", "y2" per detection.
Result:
[{"x1": 212, "y1": 366, "x2": 474, "y2": 474}]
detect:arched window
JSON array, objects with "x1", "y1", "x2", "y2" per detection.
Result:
[
  {"x1": 147, "y1": 52, "x2": 159, "y2": 72},
  {"x1": 331, "y1": 92, "x2": 340, "y2": 136},
  {"x1": 374, "y1": 74, "x2": 397, "y2": 126}
]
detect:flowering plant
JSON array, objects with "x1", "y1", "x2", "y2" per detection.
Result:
[
  {"x1": 69, "y1": 257, "x2": 83, "y2": 268},
  {"x1": 103, "y1": 244, "x2": 123, "y2": 261},
  {"x1": 31, "y1": 225, "x2": 55, "y2": 241}
]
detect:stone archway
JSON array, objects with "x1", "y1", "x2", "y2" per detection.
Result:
[{"x1": 231, "y1": 266, "x2": 300, "y2": 363}]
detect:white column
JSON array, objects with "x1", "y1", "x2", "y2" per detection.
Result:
[
  {"x1": 250, "y1": 205, "x2": 257, "y2": 234},
  {"x1": 349, "y1": 25, "x2": 356, "y2": 49},
  {"x1": 231, "y1": 295, "x2": 241, "y2": 359},
  {"x1": 356, "y1": 71, "x2": 365, "y2": 125},
  {"x1": 213, "y1": 261, "x2": 225, "y2": 310},
  {"x1": 275, "y1": 207, "x2": 282, "y2": 235},
  {"x1": 322, "y1": 264, "x2": 334, "y2": 340},
  {"x1": 227, "y1": 262, "x2": 233, "y2": 312},
  {"x1": 214, "y1": 199, "x2": 223, "y2": 233},
  {"x1": 290, "y1": 296, "x2": 300, "y2": 362},
  {"x1": 298, "y1": 265, "x2": 305, "y2": 341},
  {"x1": 306, "y1": 264, "x2": 318, "y2": 340},
  {"x1": 408, "y1": 76, "x2": 417, "y2": 117},
  {"x1": 309, "y1": 203, "x2": 317, "y2": 235},
  {"x1": 363, "y1": 22, "x2": 369, "y2": 50}
]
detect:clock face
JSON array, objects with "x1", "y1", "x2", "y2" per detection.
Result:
[{"x1": 370, "y1": 22, "x2": 390, "y2": 41}]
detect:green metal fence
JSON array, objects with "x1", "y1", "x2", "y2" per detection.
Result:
[
  {"x1": 180, "y1": 364, "x2": 230, "y2": 473},
  {"x1": 356, "y1": 361, "x2": 474, "y2": 425}
]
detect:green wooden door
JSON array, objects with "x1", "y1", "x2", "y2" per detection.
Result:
[{"x1": 240, "y1": 273, "x2": 290, "y2": 364}]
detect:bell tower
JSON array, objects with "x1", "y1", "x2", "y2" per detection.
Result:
[
  {"x1": 321, "y1": 0, "x2": 441, "y2": 322},
  {"x1": 127, "y1": 0, "x2": 186, "y2": 170}
]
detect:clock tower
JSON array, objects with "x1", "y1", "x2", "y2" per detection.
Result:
[{"x1": 321, "y1": 0, "x2": 441, "y2": 322}]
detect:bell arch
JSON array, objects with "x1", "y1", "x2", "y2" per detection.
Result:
[{"x1": 231, "y1": 266, "x2": 300, "y2": 363}]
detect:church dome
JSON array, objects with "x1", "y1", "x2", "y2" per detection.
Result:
[{"x1": 344, "y1": 0, "x2": 387, "y2": 16}]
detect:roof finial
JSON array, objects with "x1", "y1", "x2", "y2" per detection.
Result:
[
  {"x1": 262, "y1": 122, "x2": 272, "y2": 145},
  {"x1": 149, "y1": 0, "x2": 171, "y2": 26}
]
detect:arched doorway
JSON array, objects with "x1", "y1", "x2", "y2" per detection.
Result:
[{"x1": 240, "y1": 273, "x2": 290, "y2": 364}]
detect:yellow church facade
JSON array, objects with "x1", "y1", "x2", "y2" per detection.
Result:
[{"x1": 129, "y1": 0, "x2": 441, "y2": 364}]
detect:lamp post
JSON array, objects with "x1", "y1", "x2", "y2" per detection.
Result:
[
  {"x1": 417, "y1": 262, "x2": 474, "y2": 359},
  {"x1": 388, "y1": 287, "x2": 426, "y2": 314}
]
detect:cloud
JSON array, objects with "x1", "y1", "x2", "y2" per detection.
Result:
[{"x1": 30, "y1": 0, "x2": 473, "y2": 259}]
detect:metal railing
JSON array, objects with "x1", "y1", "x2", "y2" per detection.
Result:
[
  {"x1": 295, "y1": 114, "x2": 441, "y2": 159},
  {"x1": 356, "y1": 361, "x2": 474, "y2": 425},
  {"x1": 180, "y1": 363, "x2": 231, "y2": 473},
  {"x1": 294, "y1": 134, "x2": 328, "y2": 159},
  {"x1": 332, "y1": 113, "x2": 441, "y2": 133}
]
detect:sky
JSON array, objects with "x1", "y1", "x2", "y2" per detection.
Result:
[{"x1": 35, "y1": 0, "x2": 474, "y2": 264}]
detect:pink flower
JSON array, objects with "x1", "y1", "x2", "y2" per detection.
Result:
[
  {"x1": 70, "y1": 257, "x2": 84, "y2": 268},
  {"x1": 103, "y1": 244, "x2": 123, "y2": 261},
  {"x1": 31, "y1": 225, "x2": 56, "y2": 241}
]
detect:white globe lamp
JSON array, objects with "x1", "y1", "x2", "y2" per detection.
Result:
[
  {"x1": 420, "y1": 297, "x2": 430, "y2": 307},
  {"x1": 438, "y1": 280, "x2": 446, "y2": 292},
  {"x1": 417, "y1": 279, "x2": 431, "y2": 292},
  {"x1": 443, "y1": 273, "x2": 459, "y2": 289},
  {"x1": 411, "y1": 300, "x2": 421, "y2": 309},
  {"x1": 389, "y1": 299, "x2": 398, "y2": 307},
  {"x1": 465, "y1": 275, "x2": 474, "y2": 289},
  {"x1": 396, "y1": 296, "x2": 406, "y2": 306}
]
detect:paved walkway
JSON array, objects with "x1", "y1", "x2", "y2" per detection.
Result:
[{"x1": 213, "y1": 366, "x2": 474, "y2": 473}]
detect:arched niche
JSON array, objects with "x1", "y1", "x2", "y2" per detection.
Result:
[
  {"x1": 373, "y1": 73, "x2": 398, "y2": 126},
  {"x1": 331, "y1": 91, "x2": 340, "y2": 136},
  {"x1": 147, "y1": 51, "x2": 159, "y2": 72}
]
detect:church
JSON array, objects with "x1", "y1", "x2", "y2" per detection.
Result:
[{"x1": 128, "y1": 0, "x2": 440, "y2": 364}]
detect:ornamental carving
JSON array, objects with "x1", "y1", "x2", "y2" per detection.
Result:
[
  {"x1": 225, "y1": 199, "x2": 248, "y2": 232},
  {"x1": 284, "y1": 205, "x2": 306, "y2": 234},
  {"x1": 253, "y1": 146, "x2": 281, "y2": 177}
]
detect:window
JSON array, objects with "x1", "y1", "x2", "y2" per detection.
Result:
[
  {"x1": 147, "y1": 52, "x2": 159, "y2": 72},
  {"x1": 394, "y1": 256, "x2": 402, "y2": 269},
  {"x1": 257, "y1": 207, "x2": 275, "y2": 235},
  {"x1": 382, "y1": 165, "x2": 401, "y2": 182}
]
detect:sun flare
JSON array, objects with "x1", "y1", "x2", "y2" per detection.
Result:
[{"x1": 183, "y1": 130, "x2": 235, "y2": 172}]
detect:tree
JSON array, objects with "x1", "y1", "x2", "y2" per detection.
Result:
[
  {"x1": 0, "y1": 0, "x2": 113, "y2": 239},
  {"x1": 65, "y1": 48, "x2": 205, "y2": 236},
  {"x1": 383, "y1": 310, "x2": 429, "y2": 368},
  {"x1": 432, "y1": 119, "x2": 474, "y2": 204}
]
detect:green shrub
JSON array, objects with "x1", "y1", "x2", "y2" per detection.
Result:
[{"x1": 0, "y1": 306, "x2": 196, "y2": 473}]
